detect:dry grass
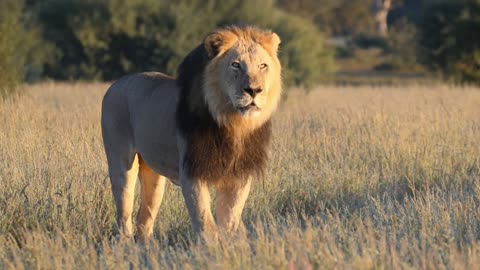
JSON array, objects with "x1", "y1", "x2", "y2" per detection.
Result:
[{"x1": 0, "y1": 82, "x2": 479, "y2": 269}]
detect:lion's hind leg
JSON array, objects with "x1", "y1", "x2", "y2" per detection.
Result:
[
  {"x1": 136, "y1": 156, "x2": 167, "y2": 242},
  {"x1": 106, "y1": 152, "x2": 139, "y2": 238},
  {"x1": 102, "y1": 86, "x2": 140, "y2": 239}
]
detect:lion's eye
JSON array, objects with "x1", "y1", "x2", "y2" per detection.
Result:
[
  {"x1": 260, "y1": 63, "x2": 268, "y2": 69},
  {"x1": 231, "y1": 62, "x2": 241, "y2": 69}
]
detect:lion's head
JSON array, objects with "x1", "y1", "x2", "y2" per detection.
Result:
[
  {"x1": 176, "y1": 25, "x2": 280, "y2": 181},
  {"x1": 202, "y1": 26, "x2": 282, "y2": 131}
]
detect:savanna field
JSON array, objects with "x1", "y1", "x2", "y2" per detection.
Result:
[{"x1": 0, "y1": 83, "x2": 479, "y2": 269}]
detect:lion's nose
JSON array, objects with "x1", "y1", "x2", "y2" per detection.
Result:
[{"x1": 244, "y1": 87, "x2": 263, "y2": 98}]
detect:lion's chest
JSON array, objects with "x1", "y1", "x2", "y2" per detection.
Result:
[{"x1": 182, "y1": 122, "x2": 271, "y2": 182}]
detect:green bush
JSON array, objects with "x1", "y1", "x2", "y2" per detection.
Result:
[
  {"x1": 375, "y1": 22, "x2": 423, "y2": 72},
  {"x1": 272, "y1": 13, "x2": 335, "y2": 87},
  {"x1": 0, "y1": 0, "x2": 48, "y2": 98},
  {"x1": 32, "y1": 0, "x2": 334, "y2": 87},
  {"x1": 417, "y1": 0, "x2": 480, "y2": 84},
  {"x1": 219, "y1": 0, "x2": 335, "y2": 87},
  {"x1": 0, "y1": 1, "x2": 26, "y2": 98}
]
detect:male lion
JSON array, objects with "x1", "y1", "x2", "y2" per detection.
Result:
[{"x1": 101, "y1": 25, "x2": 282, "y2": 241}]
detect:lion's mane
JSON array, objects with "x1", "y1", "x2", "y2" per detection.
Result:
[{"x1": 176, "y1": 30, "x2": 275, "y2": 183}]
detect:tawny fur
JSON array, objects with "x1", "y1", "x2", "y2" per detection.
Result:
[{"x1": 101, "y1": 25, "x2": 282, "y2": 240}]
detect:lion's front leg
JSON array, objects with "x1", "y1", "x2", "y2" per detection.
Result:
[
  {"x1": 180, "y1": 174, "x2": 216, "y2": 236},
  {"x1": 216, "y1": 178, "x2": 251, "y2": 232}
]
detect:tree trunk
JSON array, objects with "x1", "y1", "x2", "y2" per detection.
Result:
[{"x1": 374, "y1": 0, "x2": 392, "y2": 37}]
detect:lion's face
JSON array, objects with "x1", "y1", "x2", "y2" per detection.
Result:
[
  {"x1": 217, "y1": 42, "x2": 278, "y2": 117},
  {"x1": 203, "y1": 26, "x2": 282, "y2": 129}
]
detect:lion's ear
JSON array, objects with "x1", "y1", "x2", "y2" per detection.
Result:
[
  {"x1": 204, "y1": 31, "x2": 237, "y2": 58},
  {"x1": 270, "y1": 32, "x2": 281, "y2": 53},
  {"x1": 258, "y1": 32, "x2": 281, "y2": 56}
]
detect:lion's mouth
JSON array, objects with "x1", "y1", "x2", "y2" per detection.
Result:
[{"x1": 238, "y1": 103, "x2": 260, "y2": 114}]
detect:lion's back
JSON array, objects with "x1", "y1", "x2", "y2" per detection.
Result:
[
  {"x1": 101, "y1": 72, "x2": 180, "y2": 179},
  {"x1": 101, "y1": 72, "x2": 176, "y2": 135}
]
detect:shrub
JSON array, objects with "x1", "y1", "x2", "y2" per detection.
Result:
[
  {"x1": 219, "y1": 0, "x2": 335, "y2": 87},
  {"x1": 375, "y1": 21, "x2": 422, "y2": 72},
  {"x1": 33, "y1": 0, "x2": 334, "y2": 87},
  {"x1": 417, "y1": 0, "x2": 480, "y2": 84},
  {"x1": 272, "y1": 13, "x2": 335, "y2": 87},
  {"x1": 0, "y1": 1, "x2": 26, "y2": 98},
  {"x1": 0, "y1": 0, "x2": 49, "y2": 99}
]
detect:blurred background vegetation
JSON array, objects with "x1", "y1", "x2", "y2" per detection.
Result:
[{"x1": 1, "y1": 0, "x2": 479, "y2": 97}]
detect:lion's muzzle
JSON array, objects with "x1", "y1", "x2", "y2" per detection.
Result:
[{"x1": 244, "y1": 86, "x2": 263, "y2": 98}]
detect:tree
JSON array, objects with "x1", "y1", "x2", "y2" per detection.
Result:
[{"x1": 374, "y1": 0, "x2": 393, "y2": 37}]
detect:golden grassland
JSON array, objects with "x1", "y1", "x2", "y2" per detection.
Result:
[{"x1": 0, "y1": 82, "x2": 479, "y2": 269}]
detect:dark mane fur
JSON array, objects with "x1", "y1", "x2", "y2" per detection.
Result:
[{"x1": 176, "y1": 43, "x2": 271, "y2": 182}]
